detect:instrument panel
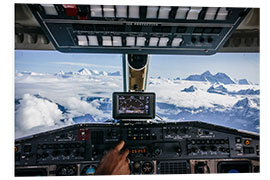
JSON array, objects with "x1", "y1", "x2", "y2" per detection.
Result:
[
  {"x1": 15, "y1": 121, "x2": 259, "y2": 176},
  {"x1": 27, "y1": 4, "x2": 251, "y2": 55}
]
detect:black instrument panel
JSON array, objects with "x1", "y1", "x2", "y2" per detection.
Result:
[{"x1": 15, "y1": 121, "x2": 259, "y2": 176}]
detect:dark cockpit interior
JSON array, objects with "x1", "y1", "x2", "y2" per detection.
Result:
[{"x1": 14, "y1": 3, "x2": 259, "y2": 176}]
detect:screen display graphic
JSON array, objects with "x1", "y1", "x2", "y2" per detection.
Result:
[
  {"x1": 113, "y1": 92, "x2": 155, "y2": 119},
  {"x1": 118, "y1": 95, "x2": 150, "y2": 114}
]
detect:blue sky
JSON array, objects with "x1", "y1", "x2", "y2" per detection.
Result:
[{"x1": 15, "y1": 50, "x2": 260, "y2": 84}]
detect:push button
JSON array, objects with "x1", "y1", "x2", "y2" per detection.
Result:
[
  {"x1": 235, "y1": 137, "x2": 242, "y2": 143},
  {"x1": 62, "y1": 4, "x2": 78, "y2": 16},
  {"x1": 244, "y1": 139, "x2": 251, "y2": 145}
]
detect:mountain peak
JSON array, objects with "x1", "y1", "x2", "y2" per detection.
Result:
[
  {"x1": 78, "y1": 68, "x2": 92, "y2": 75},
  {"x1": 214, "y1": 72, "x2": 235, "y2": 84},
  {"x1": 181, "y1": 85, "x2": 197, "y2": 92},
  {"x1": 238, "y1": 79, "x2": 249, "y2": 85},
  {"x1": 201, "y1": 70, "x2": 213, "y2": 76}
]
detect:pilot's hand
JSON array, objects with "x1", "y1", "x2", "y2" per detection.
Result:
[{"x1": 95, "y1": 140, "x2": 130, "y2": 175}]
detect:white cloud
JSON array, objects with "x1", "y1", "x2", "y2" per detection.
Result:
[
  {"x1": 15, "y1": 73, "x2": 260, "y2": 138},
  {"x1": 63, "y1": 97, "x2": 108, "y2": 119},
  {"x1": 15, "y1": 94, "x2": 64, "y2": 137}
]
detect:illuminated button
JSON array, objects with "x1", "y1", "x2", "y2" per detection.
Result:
[
  {"x1": 102, "y1": 36, "x2": 112, "y2": 46},
  {"x1": 140, "y1": 136, "x2": 144, "y2": 140},
  {"x1": 136, "y1": 37, "x2": 146, "y2": 46},
  {"x1": 216, "y1": 7, "x2": 229, "y2": 20},
  {"x1": 149, "y1": 37, "x2": 159, "y2": 47},
  {"x1": 103, "y1": 5, "x2": 115, "y2": 18},
  {"x1": 235, "y1": 137, "x2": 242, "y2": 143},
  {"x1": 129, "y1": 6, "x2": 140, "y2": 18},
  {"x1": 77, "y1": 35, "x2": 88, "y2": 46},
  {"x1": 204, "y1": 7, "x2": 218, "y2": 20},
  {"x1": 88, "y1": 36, "x2": 99, "y2": 46},
  {"x1": 158, "y1": 37, "x2": 169, "y2": 47},
  {"x1": 41, "y1": 4, "x2": 58, "y2": 16},
  {"x1": 116, "y1": 6, "x2": 127, "y2": 18},
  {"x1": 112, "y1": 36, "x2": 122, "y2": 46},
  {"x1": 146, "y1": 6, "x2": 159, "y2": 18},
  {"x1": 244, "y1": 139, "x2": 251, "y2": 145},
  {"x1": 126, "y1": 36, "x2": 135, "y2": 46},
  {"x1": 171, "y1": 37, "x2": 183, "y2": 47},
  {"x1": 62, "y1": 4, "x2": 78, "y2": 16},
  {"x1": 175, "y1": 7, "x2": 189, "y2": 19},
  {"x1": 186, "y1": 7, "x2": 202, "y2": 20},
  {"x1": 133, "y1": 136, "x2": 137, "y2": 140},
  {"x1": 158, "y1": 7, "x2": 171, "y2": 19},
  {"x1": 90, "y1": 5, "x2": 102, "y2": 17}
]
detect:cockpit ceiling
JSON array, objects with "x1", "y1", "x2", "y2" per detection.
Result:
[{"x1": 15, "y1": 4, "x2": 259, "y2": 53}]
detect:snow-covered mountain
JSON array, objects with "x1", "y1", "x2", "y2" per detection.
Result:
[
  {"x1": 181, "y1": 85, "x2": 197, "y2": 92},
  {"x1": 108, "y1": 71, "x2": 121, "y2": 76},
  {"x1": 185, "y1": 70, "x2": 236, "y2": 84},
  {"x1": 207, "y1": 85, "x2": 228, "y2": 95},
  {"x1": 78, "y1": 68, "x2": 92, "y2": 75},
  {"x1": 53, "y1": 68, "x2": 120, "y2": 77},
  {"x1": 238, "y1": 79, "x2": 250, "y2": 85},
  {"x1": 15, "y1": 70, "x2": 260, "y2": 138}
]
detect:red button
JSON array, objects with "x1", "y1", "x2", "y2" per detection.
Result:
[{"x1": 62, "y1": 4, "x2": 78, "y2": 16}]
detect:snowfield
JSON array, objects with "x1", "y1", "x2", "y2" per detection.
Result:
[{"x1": 15, "y1": 69, "x2": 260, "y2": 138}]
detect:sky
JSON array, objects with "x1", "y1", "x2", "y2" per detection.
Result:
[{"x1": 15, "y1": 50, "x2": 260, "y2": 84}]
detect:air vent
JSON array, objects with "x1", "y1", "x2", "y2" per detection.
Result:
[{"x1": 159, "y1": 161, "x2": 190, "y2": 174}]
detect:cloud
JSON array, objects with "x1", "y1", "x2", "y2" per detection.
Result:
[
  {"x1": 63, "y1": 97, "x2": 108, "y2": 119},
  {"x1": 15, "y1": 94, "x2": 64, "y2": 137},
  {"x1": 52, "y1": 62, "x2": 120, "y2": 69},
  {"x1": 15, "y1": 73, "x2": 260, "y2": 138}
]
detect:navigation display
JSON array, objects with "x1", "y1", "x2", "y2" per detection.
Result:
[
  {"x1": 118, "y1": 95, "x2": 150, "y2": 114},
  {"x1": 113, "y1": 92, "x2": 155, "y2": 119}
]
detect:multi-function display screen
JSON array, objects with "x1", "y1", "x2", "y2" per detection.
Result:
[
  {"x1": 118, "y1": 95, "x2": 150, "y2": 114},
  {"x1": 113, "y1": 92, "x2": 155, "y2": 119}
]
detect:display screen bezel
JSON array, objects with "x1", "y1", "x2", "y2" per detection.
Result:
[{"x1": 113, "y1": 92, "x2": 155, "y2": 119}]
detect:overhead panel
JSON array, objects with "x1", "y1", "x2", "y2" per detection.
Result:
[{"x1": 29, "y1": 4, "x2": 250, "y2": 55}]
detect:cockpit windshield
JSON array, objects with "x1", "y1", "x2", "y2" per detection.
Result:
[{"x1": 15, "y1": 50, "x2": 259, "y2": 138}]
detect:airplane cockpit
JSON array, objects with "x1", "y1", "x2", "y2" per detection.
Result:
[{"x1": 14, "y1": 3, "x2": 259, "y2": 176}]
